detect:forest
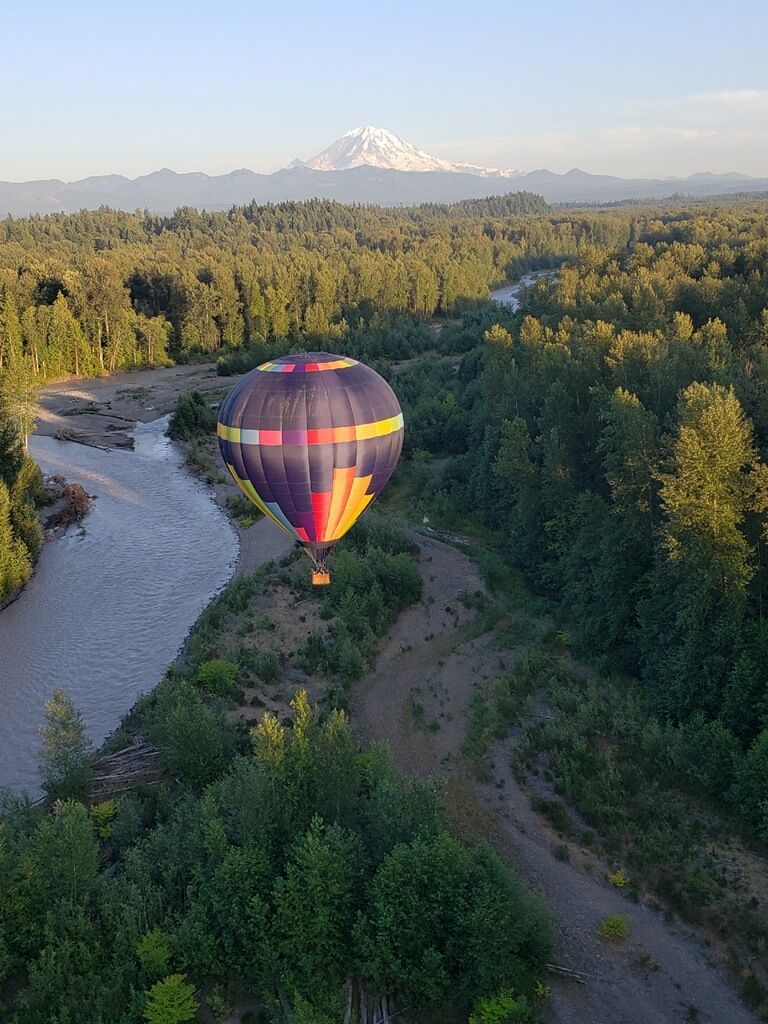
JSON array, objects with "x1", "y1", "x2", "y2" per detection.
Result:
[
  {"x1": 0, "y1": 194, "x2": 628, "y2": 380},
  {"x1": 2, "y1": 194, "x2": 768, "y2": 1019},
  {"x1": 396, "y1": 201, "x2": 768, "y2": 843}
]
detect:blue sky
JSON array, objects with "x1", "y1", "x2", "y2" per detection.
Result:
[{"x1": 3, "y1": 0, "x2": 767, "y2": 180}]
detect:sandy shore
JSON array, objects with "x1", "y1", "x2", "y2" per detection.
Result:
[{"x1": 36, "y1": 363, "x2": 234, "y2": 450}]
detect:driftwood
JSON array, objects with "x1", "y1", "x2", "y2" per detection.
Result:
[
  {"x1": 90, "y1": 738, "x2": 164, "y2": 798},
  {"x1": 54, "y1": 427, "x2": 111, "y2": 451},
  {"x1": 545, "y1": 962, "x2": 592, "y2": 984},
  {"x1": 88, "y1": 410, "x2": 138, "y2": 423}
]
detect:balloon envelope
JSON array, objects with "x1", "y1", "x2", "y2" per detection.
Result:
[{"x1": 217, "y1": 352, "x2": 404, "y2": 569}]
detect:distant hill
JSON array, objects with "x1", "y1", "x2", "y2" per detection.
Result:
[{"x1": 2, "y1": 125, "x2": 768, "y2": 216}]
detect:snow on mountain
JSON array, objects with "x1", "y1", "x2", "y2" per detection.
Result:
[{"x1": 294, "y1": 126, "x2": 522, "y2": 177}]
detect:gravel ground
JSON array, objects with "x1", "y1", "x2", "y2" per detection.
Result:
[{"x1": 353, "y1": 531, "x2": 758, "y2": 1024}]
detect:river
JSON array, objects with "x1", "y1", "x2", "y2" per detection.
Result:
[
  {"x1": 0, "y1": 417, "x2": 239, "y2": 795},
  {"x1": 490, "y1": 270, "x2": 552, "y2": 309}
]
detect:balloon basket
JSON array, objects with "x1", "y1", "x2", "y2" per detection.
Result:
[{"x1": 312, "y1": 570, "x2": 331, "y2": 586}]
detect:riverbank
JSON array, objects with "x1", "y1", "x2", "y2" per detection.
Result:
[
  {"x1": 34, "y1": 361, "x2": 292, "y2": 578},
  {"x1": 0, "y1": 415, "x2": 239, "y2": 793},
  {"x1": 36, "y1": 362, "x2": 231, "y2": 450},
  {"x1": 351, "y1": 528, "x2": 766, "y2": 1024}
]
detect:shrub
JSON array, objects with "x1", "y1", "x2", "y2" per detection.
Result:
[
  {"x1": 195, "y1": 658, "x2": 238, "y2": 698},
  {"x1": 227, "y1": 493, "x2": 258, "y2": 521},
  {"x1": 254, "y1": 650, "x2": 280, "y2": 684},
  {"x1": 168, "y1": 391, "x2": 216, "y2": 441},
  {"x1": 597, "y1": 914, "x2": 629, "y2": 941},
  {"x1": 530, "y1": 797, "x2": 572, "y2": 836},
  {"x1": 90, "y1": 799, "x2": 117, "y2": 839},
  {"x1": 469, "y1": 989, "x2": 533, "y2": 1024},
  {"x1": 608, "y1": 868, "x2": 629, "y2": 888}
]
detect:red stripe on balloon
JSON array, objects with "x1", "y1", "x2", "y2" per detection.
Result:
[
  {"x1": 259, "y1": 430, "x2": 282, "y2": 445},
  {"x1": 311, "y1": 490, "x2": 332, "y2": 542}
]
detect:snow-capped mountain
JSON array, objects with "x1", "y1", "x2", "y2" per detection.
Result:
[
  {"x1": 3, "y1": 130, "x2": 767, "y2": 217},
  {"x1": 293, "y1": 126, "x2": 522, "y2": 177}
]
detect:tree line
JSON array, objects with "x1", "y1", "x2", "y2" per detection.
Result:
[{"x1": 0, "y1": 196, "x2": 638, "y2": 383}]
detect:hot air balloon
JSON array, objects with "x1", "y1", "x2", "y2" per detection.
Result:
[{"x1": 217, "y1": 352, "x2": 404, "y2": 584}]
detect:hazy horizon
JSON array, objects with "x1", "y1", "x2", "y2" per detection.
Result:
[{"x1": 3, "y1": 0, "x2": 767, "y2": 182}]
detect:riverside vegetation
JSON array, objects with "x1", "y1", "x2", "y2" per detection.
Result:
[
  {"x1": 3, "y1": 195, "x2": 768, "y2": 1018},
  {"x1": 0, "y1": 518, "x2": 551, "y2": 1024},
  {"x1": 0, "y1": 398, "x2": 46, "y2": 603}
]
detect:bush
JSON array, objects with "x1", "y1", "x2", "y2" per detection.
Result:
[
  {"x1": 167, "y1": 391, "x2": 216, "y2": 441},
  {"x1": 530, "y1": 797, "x2": 572, "y2": 836},
  {"x1": 254, "y1": 650, "x2": 280, "y2": 684},
  {"x1": 195, "y1": 658, "x2": 239, "y2": 698},
  {"x1": 90, "y1": 799, "x2": 117, "y2": 839},
  {"x1": 597, "y1": 914, "x2": 629, "y2": 941},
  {"x1": 469, "y1": 990, "x2": 533, "y2": 1024},
  {"x1": 227, "y1": 493, "x2": 258, "y2": 521},
  {"x1": 607, "y1": 868, "x2": 629, "y2": 888}
]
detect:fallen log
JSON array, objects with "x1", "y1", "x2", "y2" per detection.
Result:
[{"x1": 545, "y1": 962, "x2": 592, "y2": 984}]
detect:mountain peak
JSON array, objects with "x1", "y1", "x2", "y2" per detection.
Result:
[
  {"x1": 294, "y1": 126, "x2": 522, "y2": 178},
  {"x1": 343, "y1": 125, "x2": 398, "y2": 140}
]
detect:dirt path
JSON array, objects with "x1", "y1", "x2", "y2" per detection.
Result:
[{"x1": 353, "y1": 531, "x2": 757, "y2": 1024}]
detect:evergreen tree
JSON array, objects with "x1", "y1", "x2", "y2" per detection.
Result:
[
  {"x1": 639, "y1": 384, "x2": 768, "y2": 717},
  {"x1": 273, "y1": 815, "x2": 360, "y2": 1011},
  {"x1": 0, "y1": 477, "x2": 31, "y2": 601},
  {"x1": 143, "y1": 974, "x2": 198, "y2": 1024}
]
